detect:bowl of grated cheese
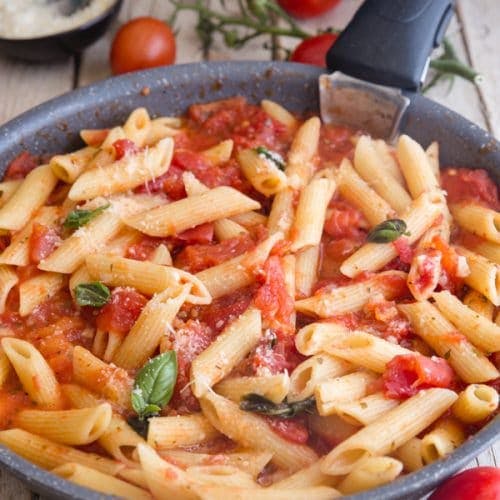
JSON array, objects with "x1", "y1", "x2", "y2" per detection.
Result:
[{"x1": 0, "y1": 0, "x2": 122, "y2": 61}]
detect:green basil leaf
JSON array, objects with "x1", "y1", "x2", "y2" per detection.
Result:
[
  {"x1": 127, "y1": 416, "x2": 149, "y2": 438},
  {"x1": 63, "y1": 203, "x2": 110, "y2": 229},
  {"x1": 132, "y1": 351, "x2": 178, "y2": 420},
  {"x1": 74, "y1": 282, "x2": 111, "y2": 307},
  {"x1": 254, "y1": 146, "x2": 285, "y2": 171},
  {"x1": 366, "y1": 218, "x2": 409, "y2": 243},
  {"x1": 240, "y1": 394, "x2": 315, "y2": 419}
]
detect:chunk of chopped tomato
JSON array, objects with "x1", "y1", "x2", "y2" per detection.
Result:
[
  {"x1": 96, "y1": 288, "x2": 148, "y2": 335},
  {"x1": 383, "y1": 354, "x2": 454, "y2": 399},
  {"x1": 126, "y1": 236, "x2": 168, "y2": 261},
  {"x1": 324, "y1": 201, "x2": 367, "y2": 239},
  {"x1": 265, "y1": 416, "x2": 309, "y2": 445},
  {"x1": 112, "y1": 139, "x2": 139, "y2": 160},
  {"x1": 29, "y1": 223, "x2": 61, "y2": 264},
  {"x1": 392, "y1": 237, "x2": 414, "y2": 264},
  {"x1": 4, "y1": 151, "x2": 39, "y2": 180},
  {"x1": 175, "y1": 223, "x2": 214, "y2": 245}
]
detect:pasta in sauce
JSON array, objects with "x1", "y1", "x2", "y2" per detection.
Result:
[{"x1": 0, "y1": 96, "x2": 498, "y2": 498}]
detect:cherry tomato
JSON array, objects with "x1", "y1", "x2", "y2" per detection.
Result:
[
  {"x1": 110, "y1": 17, "x2": 176, "y2": 75},
  {"x1": 429, "y1": 467, "x2": 500, "y2": 500},
  {"x1": 290, "y1": 33, "x2": 338, "y2": 68},
  {"x1": 278, "y1": 0, "x2": 341, "y2": 18}
]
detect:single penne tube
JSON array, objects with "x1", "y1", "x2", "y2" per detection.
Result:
[
  {"x1": 149, "y1": 243, "x2": 173, "y2": 266},
  {"x1": 126, "y1": 186, "x2": 260, "y2": 237},
  {"x1": 61, "y1": 383, "x2": 102, "y2": 408},
  {"x1": 116, "y1": 467, "x2": 148, "y2": 490},
  {"x1": 0, "y1": 179, "x2": 22, "y2": 207},
  {"x1": 73, "y1": 346, "x2": 133, "y2": 408},
  {"x1": 69, "y1": 137, "x2": 172, "y2": 201},
  {"x1": 393, "y1": 437, "x2": 424, "y2": 472},
  {"x1": 215, "y1": 373, "x2": 290, "y2": 404},
  {"x1": 271, "y1": 457, "x2": 338, "y2": 489},
  {"x1": 0, "y1": 265, "x2": 18, "y2": 313},
  {"x1": 291, "y1": 177, "x2": 335, "y2": 251},
  {"x1": 462, "y1": 289, "x2": 495, "y2": 320},
  {"x1": 399, "y1": 301, "x2": 499, "y2": 383},
  {"x1": 315, "y1": 371, "x2": 379, "y2": 416},
  {"x1": 267, "y1": 188, "x2": 295, "y2": 236},
  {"x1": 0, "y1": 429, "x2": 123, "y2": 476},
  {"x1": 69, "y1": 265, "x2": 92, "y2": 300},
  {"x1": 185, "y1": 464, "x2": 256, "y2": 488},
  {"x1": 52, "y1": 463, "x2": 151, "y2": 500},
  {"x1": 451, "y1": 203, "x2": 500, "y2": 243},
  {"x1": 200, "y1": 392, "x2": 318, "y2": 471},
  {"x1": 455, "y1": 246, "x2": 500, "y2": 305},
  {"x1": 340, "y1": 192, "x2": 442, "y2": 277},
  {"x1": 324, "y1": 330, "x2": 413, "y2": 373},
  {"x1": 0, "y1": 347, "x2": 11, "y2": 386},
  {"x1": 294, "y1": 245, "x2": 320, "y2": 298},
  {"x1": 237, "y1": 148, "x2": 288, "y2": 196},
  {"x1": 420, "y1": 418, "x2": 465, "y2": 465},
  {"x1": 86, "y1": 254, "x2": 211, "y2": 305},
  {"x1": 472, "y1": 239, "x2": 500, "y2": 265},
  {"x1": 147, "y1": 414, "x2": 220, "y2": 450},
  {"x1": 15, "y1": 403, "x2": 112, "y2": 445},
  {"x1": 38, "y1": 211, "x2": 123, "y2": 274},
  {"x1": 337, "y1": 158, "x2": 396, "y2": 226},
  {"x1": 288, "y1": 354, "x2": 353, "y2": 402},
  {"x1": 123, "y1": 107, "x2": 151, "y2": 146},
  {"x1": 372, "y1": 139, "x2": 406, "y2": 186},
  {"x1": 196, "y1": 232, "x2": 282, "y2": 299},
  {"x1": 0, "y1": 165, "x2": 58, "y2": 231},
  {"x1": 191, "y1": 308, "x2": 262, "y2": 398},
  {"x1": 353, "y1": 135, "x2": 412, "y2": 213},
  {"x1": 92, "y1": 328, "x2": 123, "y2": 362},
  {"x1": 80, "y1": 128, "x2": 109, "y2": 147},
  {"x1": 321, "y1": 388, "x2": 457, "y2": 476},
  {"x1": 295, "y1": 270, "x2": 408, "y2": 317},
  {"x1": 18, "y1": 272, "x2": 66, "y2": 317},
  {"x1": 50, "y1": 146, "x2": 98, "y2": 183},
  {"x1": 1, "y1": 338, "x2": 62, "y2": 409},
  {"x1": 295, "y1": 321, "x2": 354, "y2": 356},
  {"x1": 231, "y1": 210, "x2": 267, "y2": 228},
  {"x1": 195, "y1": 486, "x2": 340, "y2": 500},
  {"x1": 452, "y1": 384, "x2": 499, "y2": 423},
  {"x1": 286, "y1": 117, "x2": 321, "y2": 188},
  {"x1": 261, "y1": 99, "x2": 298, "y2": 131},
  {"x1": 334, "y1": 392, "x2": 399, "y2": 426},
  {"x1": 396, "y1": 134, "x2": 439, "y2": 198},
  {"x1": 112, "y1": 285, "x2": 191, "y2": 369},
  {"x1": 145, "y1": 116, "x2": 182, "y2": 146},
  {"x1": 337, "y1": 456, "x2": 403, "y2": 495},
  {"x1": 433, "y1": 290, "x2": 500, "y2": 352},
  {"x1": 0, "y1": 206, "x2": 60, "y2": 266},
  {"x1": 201, "y1": 139, "x2": 234, "y2": 165},
  {"x1": 159, "y1": 449, "x2": 273, "y2": 479}
]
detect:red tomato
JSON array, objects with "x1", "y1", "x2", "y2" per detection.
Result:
[
  {"x1": 324, "y1": 201, "x2": 367, "y2": 239},
  {"x1": 278, "y1": 0, "x2": 341, "y2": 18},
  {"x1": 175, "y1": 223, "x2": 214, "y2": 245},
  {"x1": 112, "y1": 139, "x2": 139, "y2": 160},
  {"x1": 429, "y1": 467, "x2": 500, "y2": 500},
  {"x1": 266, "y1": 416, "x2": 309, "y2": 444},
  {"x1": 4, "y1": 151, "x2": 39, "y2": 180},
  {"x1": 383, "y1": 354, "x2": 454, "y2": 399},
  {"x1": 110, "y1": 17, "x2": 176, "y2": 75},
  {"x1": 29, "y1": 223, "x2": 61, "y2": 264},
  {"x1": 290, "y1": 33, "x2": 338, "y2": 68},
  {"x1": 392, "y1": 237, "x2": 414, "y2": 265},
  {"x1": 96, "y1": 288, "x2": 148, "y2": 335}
]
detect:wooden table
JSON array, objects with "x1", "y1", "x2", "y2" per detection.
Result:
[{"x1": 0, "y1": 1, "x2": 498, "y2": 498}]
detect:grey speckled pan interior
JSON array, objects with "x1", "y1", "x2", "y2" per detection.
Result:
[{"x1": 0, "y1": 61, "x2": 498, "y2": 500}]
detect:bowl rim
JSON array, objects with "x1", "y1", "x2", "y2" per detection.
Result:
[
  {"x1": 0, "y1": 0, "x2": 122, "y2": 42},
  {"x1": 0, "y1": 60, "x2": 498, "y2": 500}
]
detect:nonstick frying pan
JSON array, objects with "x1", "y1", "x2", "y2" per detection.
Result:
[{"x1": 0, "y1": 3, "x2": 498, "y2": 500}]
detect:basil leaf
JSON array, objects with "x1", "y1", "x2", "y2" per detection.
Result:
[
  {"x1": 366, "y1": 218, "x2": 409, "y2": 243},
  {"x1": 254, "y1": 146, "x2": 285, "y2": 171},
  {"x1": 127, "y1": 416, "x2": 149, "y2": 439},
  {"x1": 63, "y1": 203, "x2": 110, "y2": 229},
  {"x1": 240, "y1": 394, "x2": 315, "y2": 419},
  {"x1": 74, "y1": 282, "x2": 111, "y2": 307},
  {"x1": 131, "y1": 351, "x2": 178, "y2": 420}
]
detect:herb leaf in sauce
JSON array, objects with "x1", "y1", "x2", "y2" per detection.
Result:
[
  {"x1": 254, "y1": 146, "x2": 285, "y2": 171},
  {"x1": 63, "y1": 203, "x2": 110, "y2": 229},
  {"x1": 240, "y1": 393, "x2": 315, "y2": 418},
  {"x1": 131, "y1": 351, "x2": 178, "y2": 420},
  {"x1": 74, "y1": 282, "x2": 111, "y2": 308},
  {"x1": 366, "y1": 218, "x2": 409, "y2": 243}
]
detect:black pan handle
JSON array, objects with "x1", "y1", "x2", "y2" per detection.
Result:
[{"x1": 326, "y1": 0, "x2": 454, "y2": 91}]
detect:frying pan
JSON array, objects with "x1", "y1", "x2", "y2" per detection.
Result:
[{"x1": 0, "y1": 2, "x2": 499, "y2": 500}]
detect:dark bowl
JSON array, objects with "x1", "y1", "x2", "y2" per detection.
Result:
[
  {"x1": 0, "y1": 61, "x2": 498, "y2": 500},
  {"x1": 0, "y1": 0, "x2": 122, "y2": 62}
]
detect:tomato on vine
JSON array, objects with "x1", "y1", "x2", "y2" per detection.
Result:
[
  {"x1": 290, "y1": 33, "x2": 338, "y2": 68},
  {"x1": 278, "y1": 0, "x2": 341, "y2": 18}
]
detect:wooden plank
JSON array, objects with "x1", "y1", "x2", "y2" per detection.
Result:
[
  {"x1": 0, "y1": 467, "x2": 32, "y2": 500},
  {"x1": 457, "y1": 0, "x2": 500, "y2": 137},
  {"x1": 78, "y1": 0, "x2": 202, "y2": 87},
  {"x1": 0, "y1": 57, "x2": 73, "y2": 125}
]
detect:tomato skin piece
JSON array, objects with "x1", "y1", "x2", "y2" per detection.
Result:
[
  {"x1": 266, "y1": 416, "x2": 309, "y2": 444},
  {"x1": 110, "y1": 17, "x2": 176, "y2": 75},
  {"x1": 175, "y1": 223, "x2": 214, "y2": 245},
  {"x1": 429, "y1": 467, "x2": 500, "y2": 500},
  {"x1": 383, "y1": 354, "x2": 454, "y2": 399},
  {"x1": 278, "y1": 0, "x2": 341, "y2": 18},
  {"x1": 29, "y1": 223, "x2": 61, "y2": 264},
  {"x1": 290, "y1": 33, "x2": 338, "y2": 68},
  {"x1": 112, "y1": 139, "x2": 139, "y2": 160},
  {"x1": 95, "y1": 288, "x2": 148, "y2": 335}
]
